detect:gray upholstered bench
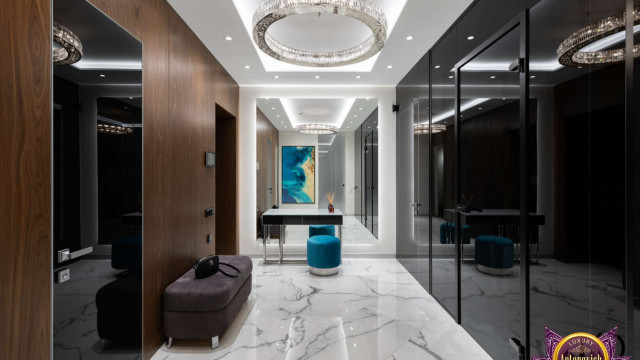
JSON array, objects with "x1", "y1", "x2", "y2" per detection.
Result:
[{"x1": 163, "y1": 255, "x2": 252, "y2": 349}]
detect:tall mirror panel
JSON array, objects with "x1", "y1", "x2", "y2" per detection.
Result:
[
  {"x1": 529, "y1": 0, "x2": 629, "y2": 357},
  {"x1": 52, "y1": 0, "x2": 143, "y2": 358}
]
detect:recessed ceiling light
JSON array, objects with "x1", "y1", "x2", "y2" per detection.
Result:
[
  {"x1": 359, "y1": 107, "x2": 363, "y2": 110},
  {"x1": 347, "y1": 126, "x2": 350, "y2": 128},
  {"x1": 449, "y1": 75, "x2": 453, "y2": 79},
  {"x1": 99, "y1": 74, "x2": 106, "y2": 77},
  {"x1": 274, "y1": 75, "x2": 279, "y2": 79},
  {"x1": 530, "y1": 75, "x2": 536, "y2": 78},
  {"x1": 354, "y1": 115, "x2": 358, "y2": 118},
  {"x1": 272, "y1": 107, "x2": 275, "y2": 110},
  {"x1": 478, "y1": 107, "x2": 482, "y2": 110},
  {"x1": 366, "y1": 98, "x2": 371, "y2": 100},
  {"x1": 435, "y1": 65, "x2": 440, "y2": 69},
  {"x1": 373, "y1": 121, "x2": 376, "y2": 124},
  {"x1": 387, "y1": 65, "x2": 393, "y2": 69},
  {"x1": 244, "y1": 65, "x2": 250, "y2": 69},
  {"x1": 225, "y1": 36, "x2": 232, "y2": 41},
  {"x1": 350, "y1": 121, "x2": 353, "y2": 123},
  {"x1": 128, "y1": 96, "x2": 133, "y2": 99},
  {"x1": 315, "y1": 75, "x2": 320, "y2": 79},
  {"x1": 280, "y1": 121, "x2": 284, "y2": 123},
  {"x1": 467, "y1": 35, "x2": 475, "y2": 40},
  {"x1": 502, "y1": 98, "x2": 506, "y2": 100},
  {"x1": 406, "y1": 35, "x2": 414, "y2": 40},
  {"x1": 490, "y1": 75, "x2": 496, "y2": 79},
  {"x1": 265, "y1": 97, "x2": 270, "y2": 100},
  {"x1": 356, "y1": 75, "x2": 361, "y2": 79}
]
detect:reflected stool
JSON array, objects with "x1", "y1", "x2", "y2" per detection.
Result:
[
  {"x1": 474, "y1": 235, "x2": 514, "y2": 276},
  {"x1": 307, "y1": 235, "x2": 341, "y2": 276},
  {"x1": 439, "y1": 222, "x2": 470, "y2": 244}
]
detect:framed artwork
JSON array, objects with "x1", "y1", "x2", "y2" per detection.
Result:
[{"x1": 282, "y1": 146, "x2": 315, "y2": 204}]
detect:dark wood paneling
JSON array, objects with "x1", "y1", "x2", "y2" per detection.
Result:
[
  {"x1": 87, "y1": 1, "x2": 239, "y2": 358},
  {"x1": 256, "y1": 108, "x2": 279, "y2": 237},
  {"x1": 0, "y1": 0, "x2": 52, "y2": 359},
  {"x1": 215, "y1": 105, "x2": 238, "y2": 255}
]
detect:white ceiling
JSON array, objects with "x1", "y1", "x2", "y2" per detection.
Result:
[
  {"x1": 166, "y1": 0, "x2": 473, "y2": 86},
  {"x1": 257, "y1": 98, "x2": 378, "y2": 132}
]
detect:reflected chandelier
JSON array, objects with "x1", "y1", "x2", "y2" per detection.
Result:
[
  {"x1": 98, "y1": 123, "x2": 133, "y2": 135},
  {"x1": 414, "y1": 124, "x2": 446, "y2": 134},
  {"x1": 557, "y1": 7, "x2": 640, "y2": 67},
  {"x1": 53, "y1": 22, "x2": 83, "y2": 66},
  {"x1": 296, "y1": 123, "x2": 338, "y2": 134},
  {"x1": 252, "y1": 0, "x2": 388, "y2": 67}
]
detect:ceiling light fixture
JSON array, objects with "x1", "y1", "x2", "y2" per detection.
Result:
[
  {"x1": 225, "y1": 36, "x2": 233, "y2": 41},
  {"x1": 558, "y1": 8, "x2": 640, "y2": 67},
  {"x1": 435, "y1": 65, "x2": 441, "y2": 69},
  {"x1": 315, "y1": 75, "x2": 320, "y2": 79},
  {"x1": 490, "y1": 75, "x2": 496, "y2": 79},
  {"x1": 99, "y1": 74, "x2": 106, "y2": 78},
  {"x1": 296, "y1": 123, "x2": 338, "y2": 134},
  {"x1": 252, "y1": 0, "x2": 388, "y2": 67},
  {"x1": 467, "y1": 35, "x2": 475, "y2": 40},
  {"x1": 98, "y1": 123, "x2": 133, "y2": 135},
  {"x1": 387, "y1": 65, "x2": 393, "y2": 69},
  {"x1": 406, "y1": 35, "x2": 414, "y2": 40},
  {"x1": 274, "y1": 75, "x2": 279, "y2": 78},
  {"x1": 356, "y1": 75, "x2": 361, "y2": 79},
  {"x1": 272, "y1": 107, "x2": 276, "y2": 110},
  {"x1": 53, "y1": 22, "x2": 83, "y2": 66},
  {"x1": 244, "y1": 65, "x2": 251, "y2": 69}
]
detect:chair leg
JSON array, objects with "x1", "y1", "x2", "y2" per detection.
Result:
[
  {"x1": 166, "y1": 338, "x2": 173, "y2": 349},
  {"x1": 212, "y1": 336, "x2": 219, "y2": 349}
]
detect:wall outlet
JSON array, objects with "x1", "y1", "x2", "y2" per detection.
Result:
[{"x1": 207, "y1": 234, "x2": 213, "y2": 243}]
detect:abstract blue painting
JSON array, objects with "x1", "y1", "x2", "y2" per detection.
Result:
[{"x1": 282, "y1": 146, "x2": 315, "y2": 204}]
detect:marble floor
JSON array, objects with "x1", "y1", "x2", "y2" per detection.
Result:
[
  {"x1": 150, "y1": 259, "x2": 493, "y2": 360},
  {"x1": 54, "y1": 259, "x2": 142, "y2": 360},
  {"x1": 273, "y1": 215, "x2": 378, "y2": 245}
]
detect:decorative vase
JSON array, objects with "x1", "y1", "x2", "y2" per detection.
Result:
[{"x1": 328, "y1": 204, "x2": 335, "y2": 213}]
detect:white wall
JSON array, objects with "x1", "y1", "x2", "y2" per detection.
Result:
[
  {"x1": 278, "y1": 131, "x2": 319, "y2": 209},
  {"x1": 344, "y1": 131, "x2": 356, "y2": 215},
  {"x1": 239, "y1": 86, "x2": 396, "y2": 256}
]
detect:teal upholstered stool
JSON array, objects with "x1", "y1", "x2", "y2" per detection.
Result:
[
  {"x1": 309, "y1": 225, "x2": 335, "y2": 237},
  {"x1": 439, "y1": 223, "x2": 471, "y2": 244},
  {"x1": 307, "y1": 235, "x2": 341, "y2": 276},
  {"x1": 474, "y1": 235, "x2": 514, "y2": 276}
]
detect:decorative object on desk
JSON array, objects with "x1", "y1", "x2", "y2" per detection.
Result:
[
  {"x1": 282, "y1": 146, "x2": 315, "y2": 203},
  {"x1": 326, "y1": 192, "x2": 335, "y2": 213},
  {"x1": 458, "y1": 192, "x2": 475, "y2": 212}
]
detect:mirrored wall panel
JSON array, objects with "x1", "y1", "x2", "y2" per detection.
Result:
[
  {"x1": 53, "y1": 0, "x2": 142, "y2": 358},
  {"x1": 256, "y1": 98, "x2": 379, "y2": 250}
]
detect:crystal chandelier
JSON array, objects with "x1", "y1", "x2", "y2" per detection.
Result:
[
  {"x1": 98, "y1": 123, "x2": 134, "y2": 135},
  {"x1": 252, "y1": 0, "x2": 388, "y2": 67},
  {"x1": 296, "y1": 123, "x2": 338, "y2": 134},
  {"x1": 414, "y1": 124, "x2": 446, "y2": 135},
  {"x1": 557, "y1": 7, "x2": 640, "y2": 67},
  {"x1": 53, "y1": 22, "x2": 83, "y2": 66}
]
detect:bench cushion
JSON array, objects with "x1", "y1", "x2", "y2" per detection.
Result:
[{"x1": 164, "y1": 255, "x2": 252, "y2": 313}]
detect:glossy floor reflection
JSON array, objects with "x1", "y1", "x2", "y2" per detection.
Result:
[
  {"x1": 280, "y1": 215, "x2": 378, "y2": 245},
  {"x1": 150, "y1": 259, "x2": 492, "y2": 360}
]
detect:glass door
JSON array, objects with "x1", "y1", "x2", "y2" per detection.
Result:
[{"x1": 457, "y1": 22, "x2": 523, "y2": 360}]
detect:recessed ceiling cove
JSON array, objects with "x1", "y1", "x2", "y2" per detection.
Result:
[{"x1": 252, "y1": 0, "x2": 388, "y2": 67}]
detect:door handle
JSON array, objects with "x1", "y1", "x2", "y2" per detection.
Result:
[
  {"x1": 58, "y1": 246, "x2": 93, "y2": 263},
  {"x1": 411, "y1": 203, "x2": 423, "y2": 208}
]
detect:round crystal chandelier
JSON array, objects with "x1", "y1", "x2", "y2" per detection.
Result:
[
  {"x1": 296, "y1": 123, "x2": 338, "y2": 134},
  {"x1": 53, "y1": 22, "x2": 83, "y2": 66},
  {"x1": 98, "y1": 123, "x2": 133, "y2": 135},
  {"x1": 557, "y1": 7, "x2": 640, "y2": 67},
  {"x1": 252, "y1": 0, "x2": 388, "y2": 67},
  {"x1": 414, "y1": 123, "x2": 446, "y2": 135}
]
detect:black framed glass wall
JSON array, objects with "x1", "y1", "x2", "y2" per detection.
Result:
[{"x1": 396, "y1": 0, "x2": 639, "y2": 358}]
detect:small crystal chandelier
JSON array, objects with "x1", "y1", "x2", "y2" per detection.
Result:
[
  {"x1": 296, "y1": 123, "x2": 338, "y2": 135},
  {"x1": 252, "y1": 0, "x2": 388, "y2": 67},
  {"x1": 53, "y1": 22, "x2": 83, "y2": 66},
  {"x1": 557, "y1": 7, "x2": 640, "y2": 67},
  {"x1": 98, "y1": 123, "x2": 134, "y2": 135},
  {"x1": 414, "y1": 124, "x2": 446, "y2": 135}
]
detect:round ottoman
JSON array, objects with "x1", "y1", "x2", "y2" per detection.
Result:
[
  {"x1": 474, "y1": 235, "x2": 514, "y2": 276},
  {"x1": 309, "y1": 225, "x2": 335, "y2": 237},
  {"x1": 307, "y1": 235, "x2": 341, "y2": 276}
]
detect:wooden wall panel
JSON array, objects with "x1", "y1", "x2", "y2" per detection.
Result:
[
  {"x1": 0, "y1": 0, "x2": 52, "y2": 359},
  {"x1": 88, "y1": 0, "x2": 239, "y2": 358}
]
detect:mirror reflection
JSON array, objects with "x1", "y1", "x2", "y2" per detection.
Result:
[
  {"x1": 52, "y1": 0, "x2": 142, "y2": 358},
  {"x1": 256, "y1": 97, "x2": 379, "y2": 254}
]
